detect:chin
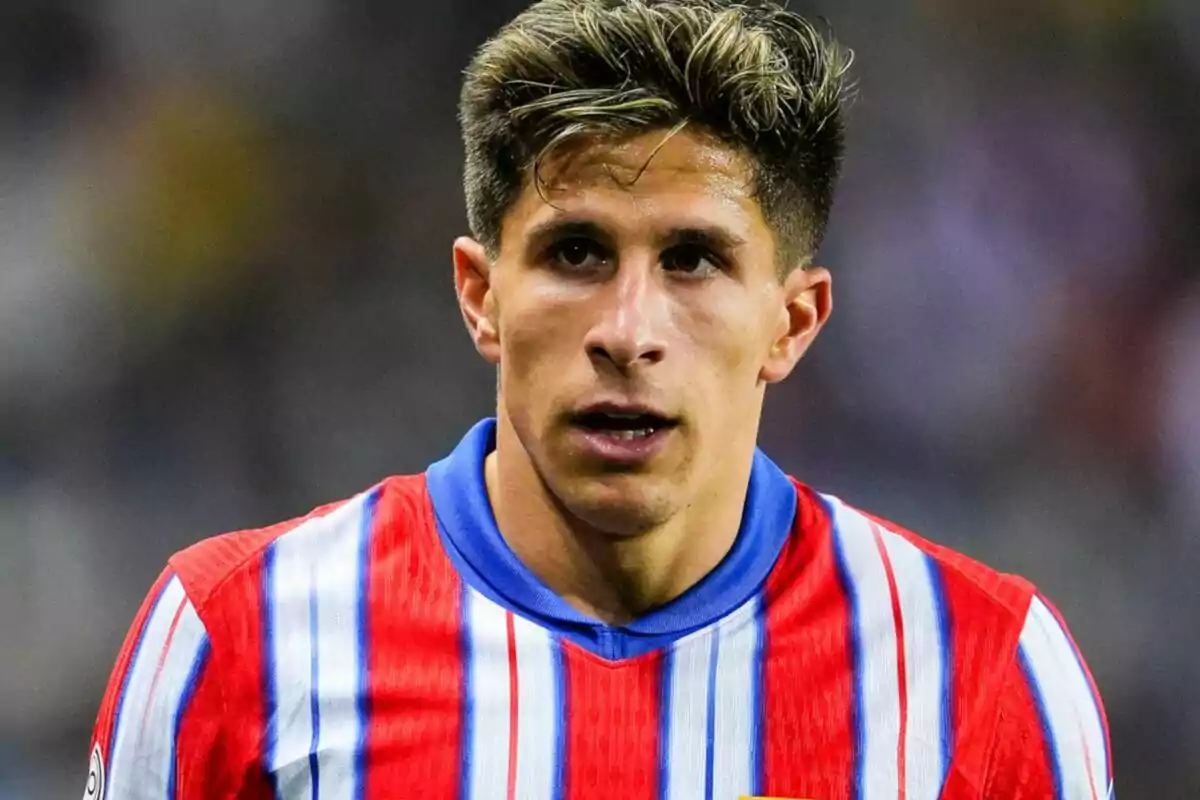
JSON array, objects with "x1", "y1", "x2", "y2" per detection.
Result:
[{"x1": 554, "y1": 474, "x2": 678, "y2": 538}]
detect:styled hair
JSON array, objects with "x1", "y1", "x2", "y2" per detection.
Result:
[{"x1": 459, "y1": 0, "x2": 853, "y2": 269}]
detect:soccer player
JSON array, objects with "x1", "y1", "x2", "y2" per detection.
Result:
[{"x1": 85, "y1": 1, "x2": 1112, "y2": 798}]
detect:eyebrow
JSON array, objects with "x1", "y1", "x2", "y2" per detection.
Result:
[
  {"x1": 668, "y1": 225, "x2": 748, "y2": 254},
  {"x1": 523, "y1": 217, "x2": 748, "y2": 254},
  {"x1": 524, "y1": 219, "x2": 610, "y2": 251}
]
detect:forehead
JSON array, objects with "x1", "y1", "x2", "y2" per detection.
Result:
[{"x1": 501, "y1": 130, "x2": 769, "y2": 244}]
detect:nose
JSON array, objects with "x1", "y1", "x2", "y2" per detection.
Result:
[{"x1": 583, "y1": 259, "x2": 668, "y2": 371}]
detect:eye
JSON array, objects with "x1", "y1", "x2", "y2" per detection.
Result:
[
  {"x1": 546, "y1": 237, "x2": 609, "y2": 273},
  {"x1": 661, "y1": 244, "x2": 723, "y2": 278}
]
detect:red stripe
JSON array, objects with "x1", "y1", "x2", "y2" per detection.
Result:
[
  {"x1": 929, "y1": 558, "x2": 1039, "y2": 795},
  {"x1": 171, "y1": 642, "x2": 226, "y2": 796},
  {"x1": 506, "y1": 612, "x2": 520, "y2": 800},
  {"x1": 202, "y1": 545, "x2": 274, "y2": 797},
  {"x1": 361, "y1": 476, "x2": 465, "y2": 799},
  {"x1": 871, "y1": 523, "x2": 908, "y2": 800},
  {"x1": 980, "y1": 654, "x2": 1058, "y2": 798},
  {"x1": 562, "y1": 645, "x2": 661, "y2": 800},
  {"x1": 760, "y1": 485, "x2": 855, "y2": 799},
  {"x1": 1081, "y1": 730, "x2": 1100, "y2": 800}
]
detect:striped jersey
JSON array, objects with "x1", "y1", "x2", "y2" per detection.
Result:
[{"x1": 86, "y1": 418, "x2": 1112, "y2": 800}]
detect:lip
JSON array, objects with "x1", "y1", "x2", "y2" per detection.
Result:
[
  {"x1": 573, "y1": 400, "x2": 675, "y2": 420},
  {"x1": 567, "y1": 425, "x2": 675, "y2": 466},
  {"x1": 566, "y1": 401, "x2": 678, "y2": 466}
]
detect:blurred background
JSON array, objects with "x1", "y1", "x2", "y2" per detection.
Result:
[{"x1": 0, "y1": 0, "x2": 1196, "y2": 796}]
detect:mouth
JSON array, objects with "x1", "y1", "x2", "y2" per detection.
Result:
[
  {"x1": 565, "y1": 404, "x2": 679, "y2": 464},
  {"x1": 570, "y1": 404, "x2": 679, "y2": 440}
]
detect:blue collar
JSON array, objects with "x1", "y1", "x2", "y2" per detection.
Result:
[{"x1": 426, "y1": 418, "x2": 796, "y2": 660}]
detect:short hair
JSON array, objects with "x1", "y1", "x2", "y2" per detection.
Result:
[{"x1": 459, "y1": 0, "x2": 853, "y2": 270}]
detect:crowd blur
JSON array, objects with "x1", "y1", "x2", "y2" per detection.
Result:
[{"x1": 0, "y1": 0, "x2": 1196, "y2": 796}]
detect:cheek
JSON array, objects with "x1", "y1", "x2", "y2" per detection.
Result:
[
  {"x1": 499, "y1": 289, "x2": 583, "y2": 390},
  {"x1": 685, "y1": 298, "x2": 772, "y2": 379}
]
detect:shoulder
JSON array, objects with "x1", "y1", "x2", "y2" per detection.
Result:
[
  {"x1": 799, "y1": 483, "x2": 1111, "y2": 791},
  {"x1": 166, "y1": 474, "x2": 429, "y2": 616},
  {"x1": 875, "y1": 506, "x2": 1036, "y2": 626},
  {"x1": 793, "y1": 482, "x2": 1042, "y2": 717},
  {"x1": 804, "y1": 483, "x2": 1036, "y2": 641}
]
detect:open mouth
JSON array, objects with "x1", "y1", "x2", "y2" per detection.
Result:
[{"x1": 573, "y1": 410, "x2": 678, "y2": 441}]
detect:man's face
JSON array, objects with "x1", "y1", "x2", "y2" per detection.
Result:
[{"x1": 455, "y1": 129, "x2": 830, "y2": 535}]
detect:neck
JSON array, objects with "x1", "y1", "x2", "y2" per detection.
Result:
[{"x1": 485, "y1": 424, "x2": 754, "y2": 626}]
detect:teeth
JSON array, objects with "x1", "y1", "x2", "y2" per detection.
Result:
[{"x1": 612, "y1": 429, "x2": 654, "y2": 440}]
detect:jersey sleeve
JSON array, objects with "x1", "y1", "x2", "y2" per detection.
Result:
[
  {"x1": 85, "y1": 568, "x2": 230, "y2": 799},
  {"x1": 984, "y1": 593, "x2": 1114, "y2": 799}
]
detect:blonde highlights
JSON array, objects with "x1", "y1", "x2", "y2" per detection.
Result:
[{"x1": 460, "y1": 0, "x2": 854, "y2": 266}]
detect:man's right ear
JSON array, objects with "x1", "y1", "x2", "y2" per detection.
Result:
[{"x1": 453, "y1": 237, "x2": 501, "y2": 364}]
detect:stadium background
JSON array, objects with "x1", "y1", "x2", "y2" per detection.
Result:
[{"x1": 1, "y1": 0, "x2": 1197, "y2": 796}]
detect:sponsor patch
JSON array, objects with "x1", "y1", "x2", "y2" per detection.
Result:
[{"x1": 83, "y1": 743, "x2": 104, "y2": 800}]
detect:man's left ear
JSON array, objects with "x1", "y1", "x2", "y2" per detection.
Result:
[{"x1": 760, "y1": 266, "x2": 832, "y2": 384}]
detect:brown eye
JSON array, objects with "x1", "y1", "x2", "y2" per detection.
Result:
[
  {"x1": 547, "y1": 238, "x2": 607, "y2": 272},
  {"x1": 662, "y1": 244, "x2": 721, "y2": 277}
]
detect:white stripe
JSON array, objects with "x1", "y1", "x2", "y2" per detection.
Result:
[
  {"x1": 664, "y1": 625, "x2": 713, "y2": 800},
  {"x1": 267, "y1": 530, "x2": 316, "y2": 798},
  {"x1": 106, "y1": 576, "x2": 185, "y2": 798},
  {"x1": 312, "y1": 499, "x2": 369, "y2": 800},
  {"x1": 1020, "y1": 597, "x2": 1108, "y2": 799},
  {"x1": 511, "y1": 614, "x2": 559, "y2": 800},
  {"x1": 828, "y1": 497, "x2": 902, "y2": 800},
  {"x1": 465, "y1": 588, "x2": 511, "y2": 800},
  {"x1": 267, "y1": 495, "x2": 370, "y2": 800},
  {"x1": 107, "y1": 577, "x2": 209, "y2": 799},
  {"x1": 880, "y1": 529, "x2": 948, "y2": 800},
  {"x1": 710, "y1": 597, "x2": 762, "y2": 799},
  {"x1": 662, "y1": 597, "x2": 760, "y2": 800}
]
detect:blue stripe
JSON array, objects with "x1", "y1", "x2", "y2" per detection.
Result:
[
  {"x1": 551, "y1": 637, "x2": 568, "y2": 800},
  {"x1": 925, "y1": 555, "x2": 954, "y2": 784},
  {"x1": 104, "y1": 575, "x2": 173, "y2": 800},
  {"x1": 308, "y1": 582, "x2": 322, "y2": 800},
  {"x1": 1019, "y1": 645, "x2": 1064, "y2": 800},
  {"x1": 459, "y1": 582, "x2": 474, "y2": 800},
  {"x1": 703, "y1": 633, "x2": 720, "y2": 800},
  {"x1": 353, "y1": 487, "x2": 381, "y2": 800},
  {"x1": 829, "y1": 505, "x2": 865, "y2": 800},
  {"x1": 750, "y1": 595, "x2": 767, "y2": 797},
  {"x1": 168, "y1": 637, "x2": 211, "y2": 799},
  {"x1": 261, "y1": 545, "x2": 282, "y2": 799},
  {"x1": 657, "y1": 648, "x2": 675, "y2": 800}
]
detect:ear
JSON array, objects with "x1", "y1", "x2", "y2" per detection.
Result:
[
  {"x1": 760, "y1": 266, "x2": 832, "y2": 384},
  {"x1": 453, "y1": 236, "x2": 501, "y2": 365}
]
